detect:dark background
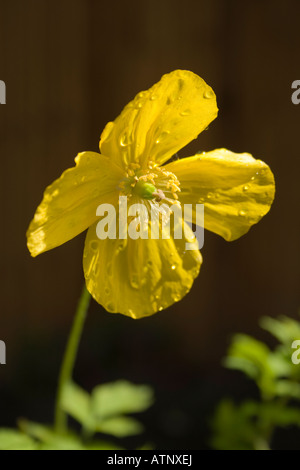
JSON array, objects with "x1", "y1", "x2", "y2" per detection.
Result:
[{"x1": 0, "y1": 0, "x2": 299, "y2": 449}]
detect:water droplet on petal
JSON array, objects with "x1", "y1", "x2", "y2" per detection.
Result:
[
  {"x1": 191, "y1": 267, "x2": 199, "y2": 277},
  {"x1": 106, "y1": 302, "x2": 116, "y2": 313},
  {"x1": 243, "y1": 185, "x2": 249, "y2": 191},
  {"x1": 156, "y1": 130, "x2": 170, "y2": 144},
  {"x1": 239, "y1": 210, "x2": 246, "y2": 217},
  {"x1": 116, "y1": 240, "x2": 126, "y2": 253},
  {"x1": 150, "y1": 94, "x2": 158, "y2": 101},
  {"x1": 90, "y1": 240, "x2": 99, "y2": 252},
  {"x1": 179, "y1": 109, "x2": 191, "y2": 116},
  {"x1": 130, "y1": 274, "x2": 140, "y2": 289},
  {"x1": 120, "y1": 132, "x2": 131, "y2": 147},
  {"x1": 167, "y1": 96, "x2": 175, "y2": 105},
  {"x1": 171, "y1": 264, "x2": 177, "y2": 271},
  {"x1": 158, "y1": 306, "x2": 164, "y2": 311},
  {"x1": 203, "y1": 89, "x2": 214, "y2": 99}
]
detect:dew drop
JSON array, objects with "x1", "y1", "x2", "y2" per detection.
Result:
[
  {"x1": 179, "y1": 109, "x2": 191, "y2": 116},
  {"x1": 172, "y1": 294, "x2": 180, "y2": 302},
  {"x1": 143, "y1": 265, "x2": 148, "y2": 274},
  {"x1": 158, "y1": 306, "x2": 164, "y2": 312},
  {"x1": 155, "y1": 130, "x2": 170, "y2": 144},
  {"x1": 150, "y1": 94, "x2": 158, "y2": 101},
  {"x1": 203, "y1": 89, "x2": 214, "y2": 99},
  {"x1": 90, "y1": 240, "x2": 99, "y2": 252},
  {"x1": 130, "y1": 274, "x2": 140, "y2": 289},
  {"x1": 106, "y1": 302, "x2": 116, "y2": 312},
  {"x1": 167, "y1": 96, "x2": 175, "y2": 105},
  {"x1": 243, "y1": 185, "x2": 249, "y2": 192},
  {"x1": 239, "y1": 210, "x2": 246, "y2": 217},
  {"x1": 171, "y1": 264, "x2": 177, "y2": 271},
  {"x1": 120, "y1": 132, "x2": 131, "y2": 147},
  {"x1": 117, "y1": 240, "x2": 127, "y2": 253},
  {"x1": 191, "y1": 267, "x2": 199, "y2": 277}
]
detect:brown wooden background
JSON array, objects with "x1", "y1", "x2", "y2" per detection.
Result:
[{"x1": 0, "y1": 0, "x2": 299, "y2": 448}]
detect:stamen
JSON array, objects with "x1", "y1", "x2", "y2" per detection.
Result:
[{"x1": 118, "y1": 160, "x2": 181, "y2": 208}]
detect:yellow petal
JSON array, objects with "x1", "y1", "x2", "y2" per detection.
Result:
[
  {"x1": 83, "y1": 221, "x2": 202, "y2": 319},
  {"x1": 27, "y1": 152, "x2": 123, "y2": 257},
  {"x1": 165, "y1": 149, "x2": 275, "y2": 241},
  {"x1": 100, "y1": 70, "x2": 218, "y2": 170}
]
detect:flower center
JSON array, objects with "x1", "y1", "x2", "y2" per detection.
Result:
[
  {"x1": 118, "y1": 161, "x2": 181, "y2": 207},
  {"x1": 132, "y1": 180, "x2": 157, "y2": 199}
]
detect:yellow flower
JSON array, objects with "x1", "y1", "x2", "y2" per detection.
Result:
[{"x1": 27, "y1": 70, "x2": 275, "y2": 319}]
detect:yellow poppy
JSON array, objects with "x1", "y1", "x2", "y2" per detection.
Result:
[{"x1": 27, "y1": 70, "x2": 275, "y2": 319}]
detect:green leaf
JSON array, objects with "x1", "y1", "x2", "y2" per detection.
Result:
[
  {"x1": 259, "y1": 403, "x2": 300, "y2": 427},
  {"x1": 267, "y1": 351, "x2": 294, "y2": 377},
  {"x1": 225, "y1": 334, "x2": 276, "y2": 398},
  {"x1": 91, "y1": 380, "x2": 154, "y2": 420},
  {"x1": 0, "y1": 428, "x2": 38, "y2": 450},
  {"x1": 260, "y1": 316, "x2": 300, "y2": 345},
  {"x1": 18, "y1": 420, "x2": 85, "y2": 450},
  {"x1": 96, "y1": 416, "x2": 144, "y2": 437},
  {"x1": 275, "y1": 380, "x2": 300, "y2": 399},
  {"x1": 38, "y1": 438, "x2": 84, "y2": 450},
  {"x1": 210, "y1": 400, "x2": 259, "y2": 450},
  {"x1": 61, "y1": 381, "x2": 92, "y2": 428},
  {"x1": 84, "y1": 440, "x2": 124, "y2": 450}
]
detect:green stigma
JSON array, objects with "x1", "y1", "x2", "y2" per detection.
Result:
[{"x1": 133, "y1": 180, "x2": 157, "y2": 199}]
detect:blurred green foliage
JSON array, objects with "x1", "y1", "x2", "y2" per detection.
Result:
[
  {"x1": 211, "y1": 315, "x2": 300, "y2": 450},
  {"x1": 0, "y1": 380, "x2": 154, "y2": 450}
]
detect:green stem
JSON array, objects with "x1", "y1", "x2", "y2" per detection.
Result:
[{"x1": 54, "y1": 285, "x2": 91, "y2": 433}]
